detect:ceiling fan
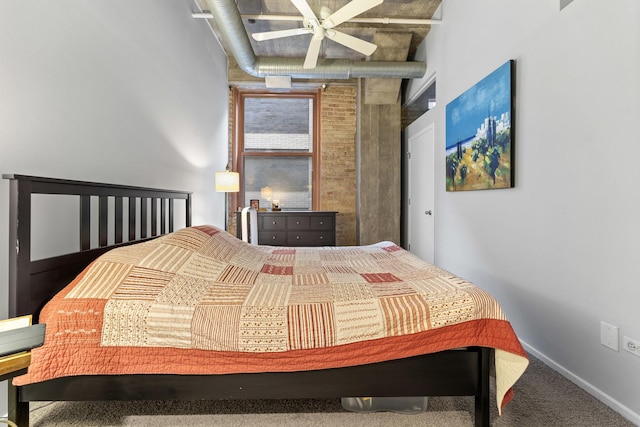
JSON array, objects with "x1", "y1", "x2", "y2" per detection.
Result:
[{"x1": 251, "y1": 0, "x2": 383, "y2": 69}]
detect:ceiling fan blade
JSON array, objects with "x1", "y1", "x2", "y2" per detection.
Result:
[
  {"x1": 290, "y1": 0, "x2": 319, "y2": 24},
  {"x1": 325, "y1": 29, "x2": 377, "y2": 56},
  {"x1": 303, "y1": 35, "x2": 323, "y2": 69},
  {"x1": 252, "y1": 27, "x2": 313, "y2": 42},
  {"x1": 322, "y1": 0, "x2": 384, "y2": 29}
]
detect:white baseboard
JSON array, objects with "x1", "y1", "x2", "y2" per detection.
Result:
[{"x1": 521, "y1": 340, "x2": 640, "y2": 426}]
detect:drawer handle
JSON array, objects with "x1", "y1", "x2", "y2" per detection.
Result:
[
  {"x1": 296, "y1": 236, "x2": 300, "y2": 240},
  {"x1": 320, "y1": 236, "x2": 323, "y2": 240},
  {"x1": 319, "y1": 221, "x2": 323, "y2": 225},
  {"x1": 272, "y1": 236, "x2": 277, "y2": 240},
  {"x1": 296, "y1": 221, "x2": 300, "y2": 225},
  {"x1": 272, "y1": 221, "x2": 277, "y2": 225}
]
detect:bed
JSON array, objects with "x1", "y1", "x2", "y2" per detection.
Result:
[{"x1": 4, "y1": 174, "x2": 528, "y2": 427}]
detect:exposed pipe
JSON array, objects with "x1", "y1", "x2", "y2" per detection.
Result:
[
  {"x1": 203, "y1": 0, "x2": 426, "y2": 80},
  {"x1": 193, "y1": 12, "x2": 441, "y2": 26}
]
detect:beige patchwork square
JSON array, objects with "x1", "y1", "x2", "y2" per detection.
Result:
[
  {"x1": 155, "y1": 275, "x2": 213, "y2": 306},
  {"x1": 244, "y1": 282, "x2": 291, "y2": 306},
  {"x1": 98, "y1": 240, "x2": 156, "y2": 265},
  {"x1": 423, "y1": 291, "x2": 475, "y2": 328},
  {"x1": 347, "y1": 258, "x2": 384, "y2": 273},
  {"x1": 217, "y1": 265, "x2": 259, "y2": 285},
  {"x1": 111, "y1": 267, "x2": 175, "y2": 300},
  {"x1": 238, "y1": 306, "x2": 288, "y2": 352},
  {"x1": 288, "y1": 303, "x2": 335, "y2": 350},
  {"x1": 333, "y1": 299, "x2": 385, "y2": 345},
  {"x1": 197, "y1": 234, "x2": 239, "y2": 262},
  {"x1": 230, "y1": 248, "x2": 269, "y2": 270},
  {"x1": 177, "y1": 252, "x2": 226, "y2": 280},
  {"x1": 293, "y1": 259, "x2": 324, "y2": 275},
  {"x1": 255, "y1": 272, "x2": 293, "y2": 286},
  {"x1": 292, "y1": 248, "x2": 322, "y2": 261},
  {"x1": 409, "y1": 276, "x2": 460, "y2": 296},
  {"x1": 379, "y1": 294, "x2": 431, "y2": 336},
  {"x1": 331, "y1": 283, "x2": 376, "y2": 302},
  {"x1": 138, "y1": 244, "x2": 192, "y2": 273},
  {"x1": 267, "y1": 253, "x2": 295, "y2": 265},
  {"x1": 200, "y1": 282, "x2": 253, "y2": 305},
  {"x1": 67, "y1": 262, "x2": 133, "y2": 299},
  {"x1": 326, "y1": 272, "x2": 367, "y2": 283},
  {"x1": 162, "y1": 227, "x2": 211, "y2": 251},
  {"x1": 101, "y1": 299, "x2": 152, "y2": 346},
  {"x1": 147, "y1": 303, "x2": 195, "y2": 348},
  {"x1": 292, "y1": 273, "x2": 330, "y2": 286},
  {"x1": 288, "y1": 284, "x2": 332, "y2": 304},
  {"x1": 192, "y1": 305, "x2": 242, "y2": 351}
]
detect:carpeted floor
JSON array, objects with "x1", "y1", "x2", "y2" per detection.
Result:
[{"x1": 22, "y1": 354, "x2": 636, "y2": 426}]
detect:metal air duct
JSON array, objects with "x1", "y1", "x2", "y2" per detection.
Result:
[{"x1": 203, "y1": 0, "x2": 426, "y2": 80}]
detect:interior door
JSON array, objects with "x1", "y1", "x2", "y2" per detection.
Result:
[{"x1": 408, "y1": 123, "x2": 435, "y2": 263}]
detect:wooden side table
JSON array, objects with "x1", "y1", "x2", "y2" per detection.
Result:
[
  {"x1": 1, "y1": 352, "x2": 31, "y2": 427},
  {"x1": 0, "y1": 351, "x2": 31, "y2": 382},
  {"x1": 1, "y1": 316, "x2": 44, "y2": 427}
]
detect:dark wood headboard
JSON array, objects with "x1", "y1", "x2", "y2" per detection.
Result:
[{"x1": 4, "y1": 174, "x2": 192, "y2": 320}]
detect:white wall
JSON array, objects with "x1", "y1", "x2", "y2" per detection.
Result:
[
  {"x1": 0, "y1": 0, "x2": 229, "y2": 417},
  {"x1": 407, "y1": 0, "x2": 640, "y2": 423}
]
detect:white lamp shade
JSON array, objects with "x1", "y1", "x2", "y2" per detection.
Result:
[
  {"x1": 215, "y1": 171, "x2": 240, "y2": 192},
  {"x1": 260, "y1": 186, "x2": 273, "y2": 201}
]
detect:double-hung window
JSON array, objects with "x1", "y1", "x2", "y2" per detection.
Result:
[{"x1": 233, "y1": 89, "x2": 321, "y2": 211}]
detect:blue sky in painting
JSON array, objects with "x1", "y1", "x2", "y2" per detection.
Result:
[{"x1": 445, "y1": 61, "x2": 512, "y2": 150}]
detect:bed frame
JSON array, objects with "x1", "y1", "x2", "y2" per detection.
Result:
[{"x1": 4, "y1": 174, "x2": 491, "y2": 427}]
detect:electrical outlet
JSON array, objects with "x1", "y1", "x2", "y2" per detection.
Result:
[
  {"x1": 623, "y1": 337, "x2": 640, "y2": 358},
  {"x1": 600, "y1": 322, "x2": 619, "y2": 351}
]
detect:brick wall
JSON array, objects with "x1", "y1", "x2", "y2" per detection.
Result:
[{"x1": 320, "y1": 85, "x2": 357, "y2": 246}]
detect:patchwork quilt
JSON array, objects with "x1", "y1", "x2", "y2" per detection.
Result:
[{"x1": 15, "y1": 225, "x2": 528, "y2": 411}]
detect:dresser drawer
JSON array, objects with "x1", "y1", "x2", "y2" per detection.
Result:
[
  {"x1": 310, "y1": 216, "x2": 334, "y2": 230},
  {"x1": 261, "y1": 215, "x2": 286, "y2": 231},
  {"x1": 236, "y1": 211, "x2": 336, "y2": 247},
  {"x1": 287, "y1": 216, "x2": 310, "y2": 230},
  {"x1": 287, "y1": 231, "x2": 335, "y2": 246},
  {"x1": 259, "y1": 231, "x2": 287, "y2": 245}
]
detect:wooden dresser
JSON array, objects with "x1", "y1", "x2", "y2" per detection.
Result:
[{"x1": 235, "y1": 211, "x2": 337, "y2": 247}]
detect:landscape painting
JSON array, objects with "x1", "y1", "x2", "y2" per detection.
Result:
[{"x1": 446, "y1": 60, "x2": 514, "y2": 191}]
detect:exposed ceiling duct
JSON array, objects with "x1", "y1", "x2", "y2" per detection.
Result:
[
  {"x1": 203, "y1": 0, "x2": 427, "y2": 80},
  {"x1": 193, "y1": 12, "x2": 440, "y2": 27}
]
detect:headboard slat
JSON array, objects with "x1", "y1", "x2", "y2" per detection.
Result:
[
  {"x1": 141, "y1": 197, "x2": 148, "y2": 238},
  {"x1": 161, "y1": 199, "x2": 167, "y2": 235},
  {"x1": 151, "y1": 198, "x2": 158, "y2": 237},
  {"x1": 129, "y1": 197, "x2": 137, "y2": 241},
  {"x1": 115, "y1": 196, "x2": 124, "y2": 244},
  {"x1": 99, "y1": 195, "x2": 108, "y2": 247},
  {"x1": 80, "y1": 195, "x2": 91, "y2": 250},
  {"x1": 169, "y1": 199, "x2": 175, "y2": 233}
]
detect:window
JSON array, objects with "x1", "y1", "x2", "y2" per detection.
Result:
[{"x1": 233, "y1": 89, "x2": 321, "y2": 211}]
